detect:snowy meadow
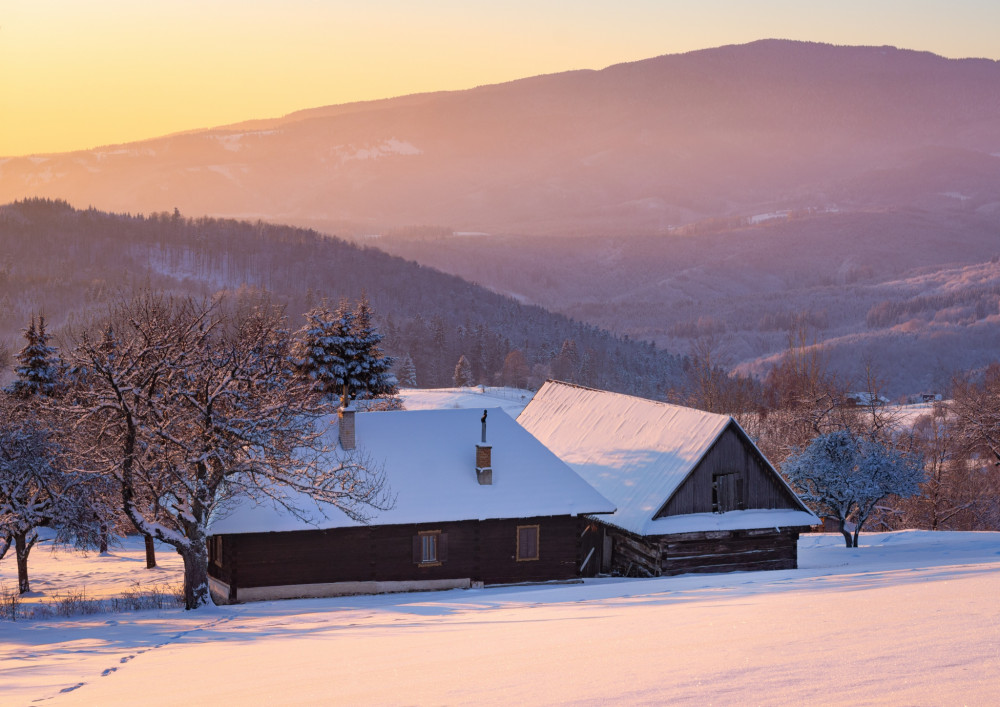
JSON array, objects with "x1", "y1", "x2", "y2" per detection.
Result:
[{"x1": 2, "y1": 531, "x2": 998, "y2": 705}]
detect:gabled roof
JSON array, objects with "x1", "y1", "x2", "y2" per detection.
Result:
[
  {"x1": 517, "y1": 381, "x2": 817, "y2": 536},
  {"x1": 210, "y1": 407, "x2": 615, "y2": 535}
]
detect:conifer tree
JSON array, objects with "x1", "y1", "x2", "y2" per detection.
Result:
[
  {"x1": 396, "y1": 354, "x2": 418, "y2": 388},
  {"x1": 10, "y1": 315, "x2": 60, "y2": 399},
  {"x1": 295, "y1": 297, "x2": 396, "y2": 406},
  {"x1": 454, "y1": 355, "x2": 474, "y2": 387},
  {"x1": 352, "y1": 295, "x2": 397, "y2": 399}
]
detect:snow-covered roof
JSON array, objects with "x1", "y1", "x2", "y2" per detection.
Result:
[
  {"x1": 210, "y1": 407, "x2": 615, "y2": 535},
  {"x1": 517, "y1": 381, "x2": 816, "y2": 537}
]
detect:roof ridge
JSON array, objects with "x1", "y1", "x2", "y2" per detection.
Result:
[{"x1": 540, "y1": 379, "x2": 731, "y2": 420}]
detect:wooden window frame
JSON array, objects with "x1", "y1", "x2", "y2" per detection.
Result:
[
  {"x1": 516, "y1": 524, "x2": 540, "y2": 562},
  {"x1": 416, "y1": 530, "x2": 442, "y2": 567},
  {"x1": 712, "y1": 472, "x2": 744, "y2": 513}
]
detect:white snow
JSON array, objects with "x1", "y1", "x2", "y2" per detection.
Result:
[
  {"x1": 209, "y1": 130, "x2": 278, "y2": 151},
  {"x1": 209, "y1": 407, "x2": 614, "y2": 535},
  {"x1": 2, "y1": 531, "x2": 998, "y2": 705},
  {"x1": 399, "y1": 386, "x2": 533, "y2": 417},
  {"x1": 339, "y1": 138, "x2": 422, "y2": 162},
  {"x1": 518, "y1": 382, "x2": 816, "y2": 536}
]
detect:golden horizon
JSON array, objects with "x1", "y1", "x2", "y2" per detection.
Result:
[{"x1": 4, "y1": 1, "x2": 999, "y2": 157}]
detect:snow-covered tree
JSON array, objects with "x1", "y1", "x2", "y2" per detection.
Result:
[
  {"x1": 9, "y1": 315, "x2": 61, "y2": 399},
  {"x1": 294, "y1": 297, "x2": 396, "y2": 407},
  {"x1": 395, "y1": 354, "x2": 417, "y2": 388},
  {"x1": 66, "y1": 291, "x2": 391, "y2": 609},
  {"x1": 0, "y1": 399, "x2": 105, "y2": 593},
  {"x1": 782, "y1": 429, "x2": 924, "y2": 547},
  {"x1": 351, "y1": 295, "x2": 397, "y2": 399},
  {"x1": 453, "y1": 355, "x2": 474, "y2": 387}
]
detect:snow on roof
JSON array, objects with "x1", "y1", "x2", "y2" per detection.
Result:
[
  {"x1": 209, "y1": 407, "x2": 615, "y2": 535},
  {"x1": 518, "y1": 381, "x2": 814, "y2": 537}
]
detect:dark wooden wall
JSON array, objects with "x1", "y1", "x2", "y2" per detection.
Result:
[
  {"x1": 209, "y1": 514, "x2": 586, "y2": 594},
  {"x1": 657, "y1": 422, "x2": 802, "y2": 517},
  {"x1": 602, "y1": 526, "x2": 801, "y2": 577}
]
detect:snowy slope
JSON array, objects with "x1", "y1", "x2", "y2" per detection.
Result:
[
  {"x1": 398, "y1": 386, "x2": 533, "y2": 416},
  {"x1": 2, "y1": 531, "x2": 999, "y2": 705}
]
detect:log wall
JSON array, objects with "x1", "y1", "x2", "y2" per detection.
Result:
[
  {"x1": 208, "y1": 514, "x2": 586, "y2": 600},
  {"x1": 603, "y1": 526, "x2": 802, "y2": 577}
]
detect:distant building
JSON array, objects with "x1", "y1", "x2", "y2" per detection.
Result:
[
  {"x1": 207, "y1": 407, "x2": 614, "y2": 603},
  {"x1": 846, "y1": 391, "x2": 891, "y2": 407},
  {"x1": 518, "y1": 381, "x2": 818, "y2": 577}
]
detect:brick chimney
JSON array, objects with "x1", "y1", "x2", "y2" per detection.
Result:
[
  {"x1": 476, "y1": 409, "x2": 492, "y2": 485},
  {"x1": 339, "y1": 406, "x2": 356, "y2": 451}
]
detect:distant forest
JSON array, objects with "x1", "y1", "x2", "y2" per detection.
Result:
[{"x1": 0, "y1": 199, "x2": 682, "y2": 397}]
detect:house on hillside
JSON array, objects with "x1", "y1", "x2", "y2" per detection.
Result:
[
  {"x1": 518, "y1": 381, "x2": 818, "y2": 577},
  {"x1": 207, "y1": 407, "x2": 615, "y2": 603}
]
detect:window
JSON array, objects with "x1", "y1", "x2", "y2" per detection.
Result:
[
  {"x1": 413, "y1": 531, "x2": 446, "y2": 566},
  {"x1": 712, "y1": 472, "x2": 744, "y2": 513},
  {"x1": 421, "y1": 533, "x2": 438, "y2": 563},
  {"x1": 517, "y1": 525, "x2": 540, "y2": 561}
]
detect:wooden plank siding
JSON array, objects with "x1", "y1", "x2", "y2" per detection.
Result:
[
  {"x1": 656, "y1": 421, "x2": 802, "y2": 517},
  {"x1": 603, "y1": 526, "x2": 801, "y2": 577},
  {"x1": 659, "y1": 528, "x2": 800, "y2": 575},
  {"x1": 208, "y1": 515, "x2": 587, "y2": 599}
]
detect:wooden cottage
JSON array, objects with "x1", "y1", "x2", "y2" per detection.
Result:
[
  {"x1": 518, "y1": 381, "x2": 818, "y2": 577},
  {"x1": 207, "y1": 407, "x2": 615, "y2": 603}
]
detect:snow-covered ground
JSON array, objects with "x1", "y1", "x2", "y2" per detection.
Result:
[
  {"x1": 398, "y1": 386, "x2": 534, "y2": 416},
  {"x1": 2, "y1": 531, "x2": 998, "y2": 705}
]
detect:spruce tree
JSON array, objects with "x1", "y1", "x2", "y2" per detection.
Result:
[
  {"x1": 352, "y1": 296, "x2": 397, "y2": 399},
  {"x1": 396, "y1": 354, "x2": 418, "y2": 388},
  {"x1": 10, "y1": 315, "x2": 60, "y2": 399},
  {"x1": 295, "y1": 297, "x2": 396, "y2": 406},
  {"x1": 454, "y1": 355, "x2": 474, "y2": 387}
]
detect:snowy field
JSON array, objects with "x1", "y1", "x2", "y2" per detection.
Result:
[
  {"x1": 398, "y1": 386, "x2": 533, "y2": 416},
  {"x1": 2, "y1": 531, "x2": 999, "y2": 705}
]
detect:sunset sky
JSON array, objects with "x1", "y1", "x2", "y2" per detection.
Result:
[{"x1": 3, "y1": 0, "x2": 999, "y2": 157}]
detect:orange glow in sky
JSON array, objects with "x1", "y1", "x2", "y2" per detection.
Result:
[{"x1": 3, "y1": 1, "x2": 999, "y2": 157}]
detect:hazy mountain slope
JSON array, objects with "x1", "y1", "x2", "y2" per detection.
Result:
[
  {"x1": 372, "y1": 207, "x2": 1000, "y2": 396},
  {"x1": 0, "y1": 199, "x2": 681, "y2": 397},
  {"x1": 3, "y1": 40, "x2": 1000, "y2": 236}
]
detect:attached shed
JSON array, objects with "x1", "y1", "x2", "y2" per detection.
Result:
[
  {"x1": 518, "y1": 381, "x2": 818, "y2": 577},
  {"x1": 207, "y1": 407, "x2": 615, "y2": 603}
]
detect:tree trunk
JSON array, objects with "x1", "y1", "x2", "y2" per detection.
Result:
[
  {"x1": 852, "y1": 525, "x2": 861, "y2": 548},
  {"x1": 838, "y1": 518, "x2": 853, "y2": 548},
  {"x1": 14, "y1": 532, "x2": 32, "y2": 594},
  {"x1": 180, "y1": 544, "x2": 211, "y2": 609},
  {"x1": 144, "y1": 534, "x2": 157, "y2": 569}
]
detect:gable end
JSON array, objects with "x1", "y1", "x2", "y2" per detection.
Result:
[{"x1": 654, "y1": 420, "x2": 806, "y2": 518}]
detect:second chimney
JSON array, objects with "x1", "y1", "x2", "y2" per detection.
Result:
[
  {"x1": 476, "y1": 409, "x2": 492, "y2": 485},
  {"x1": 339, "y1": 406, "x2": 356, "y2": 451}
]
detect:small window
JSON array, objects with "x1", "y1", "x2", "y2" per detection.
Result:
[
  {"x1": 712, "y1": 472, "x2": 744, "y2": 513},
  {"x1": 413, "y1": 531, "x2": 447, "y2": 566},
  {"x1": 422, "y1": 533, "x2": 438, "y2": 563},
  {"x1": 517, "y1": 525, "x2": 540, "y2": 561}
]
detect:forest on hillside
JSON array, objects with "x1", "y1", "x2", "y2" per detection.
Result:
[{"x1": 0, "y1": 199, "x2": 682, "y2": 397}]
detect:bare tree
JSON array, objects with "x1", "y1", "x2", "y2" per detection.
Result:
[
  {"x1": 64, "y1": 291, "x2": 391, "y2": 609},
  {"x1": 0, "y1": 396, "x2": 106, "y2": 593}
]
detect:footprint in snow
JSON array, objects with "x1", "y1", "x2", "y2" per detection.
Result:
[
  {"x1": 59, "y1": 683, "x2": 85, "y2": 693},
  {"x1": 101, "y1": 668, "x2": 117, "y2": 677},
  {"x1": 120, "y1": 655, "x2": 135, "y2": 663}
]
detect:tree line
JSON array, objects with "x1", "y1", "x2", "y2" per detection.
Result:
[{"x1": 0, "y1": 198, "x2": 683, "y2": 400}]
